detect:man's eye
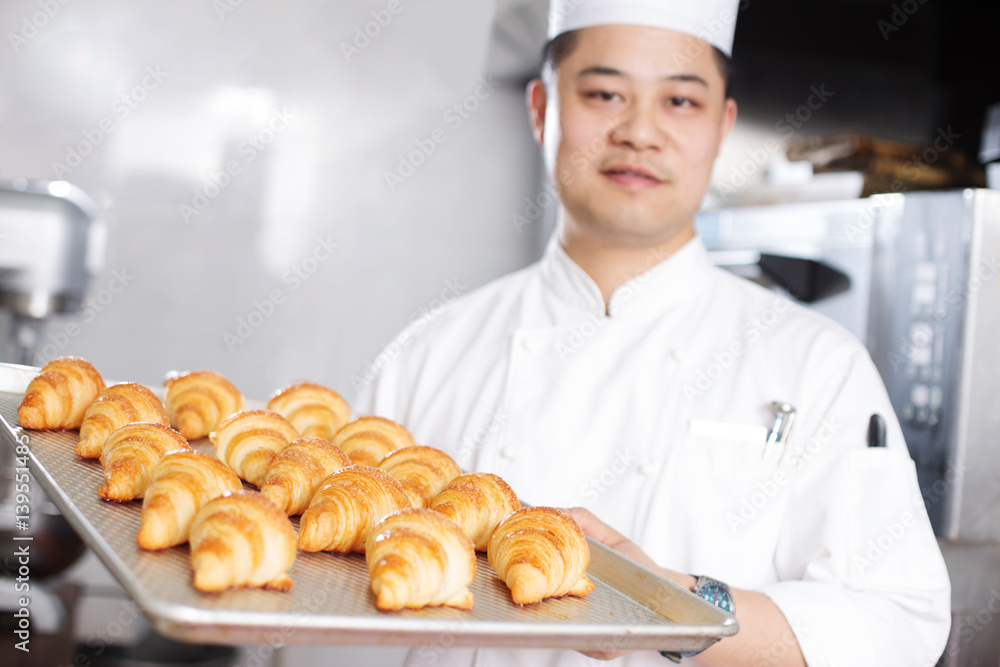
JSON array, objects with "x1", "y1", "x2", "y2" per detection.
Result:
[
  {"x1": 668, "y1": 96, "x2": 696, "y2": 107},
  {"x1": 586, "y1": 91, "x2": 620, "y2": 102}
]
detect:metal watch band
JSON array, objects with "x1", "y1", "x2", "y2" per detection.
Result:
[{"x1": 659, "y1": 575, "x2": 735, "y2": 662}]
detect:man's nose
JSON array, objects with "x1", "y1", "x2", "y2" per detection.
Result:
[{"x1": 609, "y1": 101, "x2": 664, "y2": 150}]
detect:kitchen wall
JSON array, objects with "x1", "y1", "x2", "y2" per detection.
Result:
[{"x1": 0, "y1": 0, "x2": 547, "y2": 404}]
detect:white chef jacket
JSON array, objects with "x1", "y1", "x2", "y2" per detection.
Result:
[{"x1": 354, "y1": 233, "x2": 951, "y2": 667}]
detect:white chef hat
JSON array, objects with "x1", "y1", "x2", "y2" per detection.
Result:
[{"x1": 548, "y1": 0, "x2": 740, "y2": 57}]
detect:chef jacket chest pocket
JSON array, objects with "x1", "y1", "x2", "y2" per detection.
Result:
[{"x1": 666, "y1": 421, "x2": 792, "y2": 536}]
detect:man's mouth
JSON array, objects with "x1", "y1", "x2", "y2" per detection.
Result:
[{"x1": 601, "y1": 164, "x2": 663, "y2": 189}]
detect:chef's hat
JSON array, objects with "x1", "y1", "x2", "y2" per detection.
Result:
[{"x1": 548, "y1": 0, "x2": 740, "y2": 57}]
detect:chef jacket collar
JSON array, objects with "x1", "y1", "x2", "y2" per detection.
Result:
[{"x1": 540, "y1": 233, "x2": 714, "y2": 319}]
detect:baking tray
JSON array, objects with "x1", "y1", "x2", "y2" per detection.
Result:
[{"x1": 0, "y1": 363, "x2": 738, "y2": 652}]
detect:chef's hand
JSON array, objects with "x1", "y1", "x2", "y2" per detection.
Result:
[
  {"x1": 565, "y1": 507, "x2": 696, "y2": 661},
  {"x1": 565, "y1": 507, "x2": 807, "y2": 667}
]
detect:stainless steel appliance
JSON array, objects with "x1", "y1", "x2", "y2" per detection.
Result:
[
  {"x1": 0, "y1": 179, "x2": 106, "y2": 364},
  {"x1": 696, "y1": 188, "x2": 1000, "y2": 666}
]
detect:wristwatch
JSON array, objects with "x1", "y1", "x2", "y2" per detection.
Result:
[{"x1": 659, "y1": 575, "x2": 735, "y2": 663}]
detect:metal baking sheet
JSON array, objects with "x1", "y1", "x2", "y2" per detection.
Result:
[{"x1": 0, "y1": 363, "x2": 738, "y2": 652}]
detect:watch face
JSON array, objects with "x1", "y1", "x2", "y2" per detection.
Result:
[{"x1": 699, "y1": 582, "x2": 735, "y2": 615}]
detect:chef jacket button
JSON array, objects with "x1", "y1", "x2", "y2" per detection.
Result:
[
  {"x1": 500, "y1": 446, "x2": 517, "y2": 459},
  {"x1": 639, "y1": 462, "x2": 656, "y2": 476}
]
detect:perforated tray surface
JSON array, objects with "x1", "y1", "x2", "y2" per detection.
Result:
[{"x1": 0, "y1": 366, "x2": 737, "y2": 651}]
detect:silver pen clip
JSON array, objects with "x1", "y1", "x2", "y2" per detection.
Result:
[{"x1": 762, "y1": 402, "x2": 796, "y2": 460}]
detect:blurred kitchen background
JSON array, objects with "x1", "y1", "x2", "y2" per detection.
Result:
[{"x1": 0, "y1": 0, "x2": 998, "y2": 666}]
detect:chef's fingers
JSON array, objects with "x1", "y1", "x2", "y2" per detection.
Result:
[
  {"x1": 576, "y1": 648, "x2": 631, "y2": 661},
  {"x1": 564, "y1": 507, "x2": 661, "y2": 572},
  {"x1": 564, "y1": 507, "x2": 628, "y2": 546}
]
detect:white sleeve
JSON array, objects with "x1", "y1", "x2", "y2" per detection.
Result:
[{"x1": 761, "y1": 349, "x2": 951, "y2": 667}]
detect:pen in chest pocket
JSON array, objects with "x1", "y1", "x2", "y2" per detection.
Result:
[{"x1": 762, "y1": 402, "x2": 796, "y2": 460}]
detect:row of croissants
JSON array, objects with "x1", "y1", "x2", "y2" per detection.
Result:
[{"x1": 17, "y1": 357, "x2": 595, "y2": 610}]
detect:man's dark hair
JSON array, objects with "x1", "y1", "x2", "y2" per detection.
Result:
[{"x1": 541, "y1": 30, "x2": 733, "y2": 99}]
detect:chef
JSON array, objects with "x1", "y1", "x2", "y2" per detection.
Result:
[{"x1": 355, "y1": 0, "x2": 952, "y2": 665}]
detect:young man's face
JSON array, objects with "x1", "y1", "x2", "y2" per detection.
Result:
[{"x1": 529, "y1": 25, "x2": 737, "y2": 249}]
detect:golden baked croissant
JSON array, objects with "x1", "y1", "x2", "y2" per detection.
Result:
[
  {"x1": 260, "y1": 437, "x2": 351, "y2": 516},
  {"x1": 209, "y1": 410, "x2": 299, "y2": 487},
  {"x1": 76, "y1": 383, "x2": 169, "y2": 459},
  {"x1": 98, "y1": 423, "x2": 191, "y2": 502},
  {"x1": 297, "y1": 465, "x2": 410, "y2": 553},
  {"x1": 137, "y1": 450, "x2": 243, "y2": 550},
  {"x1": 332, "y1": 416, "x2": 415, "y2": 467},
  {"x1": 366, "y1": 508, "x2": 476, "y2": 611},
  {"x1": 487, "y1": 507, "x2": 595, "y2": 605},
  {"x1": 429, "y1": 472, "x2": 521, "y2": 551},
  {"x1": 164, "y1": 370, "x2": 243, "y2": 440},
  {"x1": 377, "y1": 446, "x2": 462, "y2": 508},
  {"x1": 266, "y1": 381, "x2": 351, "y2": 441},
  {"x1": 189, "y1": 490, "x2": 296, "y2": 593},
  {"x1": 18, "y1": 357, "x2": 106, "y2": 430}
]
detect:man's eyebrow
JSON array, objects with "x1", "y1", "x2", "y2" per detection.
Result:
[{"x1": 577, "y1": 67, "x2": 709, "y2": 87}]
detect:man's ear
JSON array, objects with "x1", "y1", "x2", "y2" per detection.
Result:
[
  {"x1": 526, "y1": 78, "x2": 547, "y2": 145},
  {"x1": 720, "y1": 97, "x2": 738, "y2": 142}
]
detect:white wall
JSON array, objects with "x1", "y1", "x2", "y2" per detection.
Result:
[{"x1": 0, "y1": 0, "x2": 545, "y2": 403}]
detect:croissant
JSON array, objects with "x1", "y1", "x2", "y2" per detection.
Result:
[
  {"x1": 366, "y1": 508, "x2": 476, "y2": 611},
  {"x1": 138, "y1": 450, "x2": 243, "y2": 550},
  {"x1": 377, "y1": 446, "x2": 462, "y2": 509},
  {"x1": 210, "y1": 410, "x2": 299, "y2": 487},
  {"x1": 333, "y1": 416, "x2": 415, "y2": 467},
  {"x1": 266, "y1": 382, "x2": 351, "y2": 441},
  {"x1": 429, "y1": 472, "x2": 521, "y2": 551},
  {"x1": 18, "y1": 357, "x2": 106, "y2": 430},
  {"x1": 260, "y1": 437, "x2": 351, "y2": 516},
  {"x1": 487, "y1": 507, "x2": 595, "y2": 605},
  {"x1": 98, "y1": 423, "x2": 191, "y2": 501},
  {"x1": 164, "y1": 370, "x2": 243, "y2": 440},
  {"x1": 76, "y1": 383, "x2": 169, "y2": 459},
  {"x1": 297, "y1": 465, "x2": 410, "y2": 553},
  {"x1": 189, "y1": 490, "x2": 296, "y2": 593}
]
